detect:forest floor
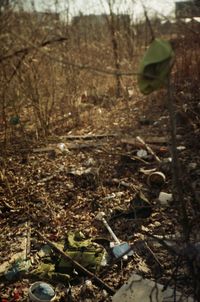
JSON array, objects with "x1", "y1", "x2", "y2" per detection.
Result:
[{"x1": 0, "y1": 87, "x2": 199, "y2": 301}]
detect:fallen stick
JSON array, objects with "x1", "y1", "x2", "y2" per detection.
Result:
[
  {"x1": 59, "y1": 134, "x2": 117, "y2": 140},
  {"x1": 35, "y1": 231, "x2": 115, "y2": 295},
  {"x1": 104, "y1": 178, "x2": 139, "y2": 191},
  {"x1": 121, "y1": 139, "x2": 168, "y2": 153},
  {"x1": 136, "y1": 136, "x2": 161, "y2": 163}
]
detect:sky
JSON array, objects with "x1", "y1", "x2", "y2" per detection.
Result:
[{"x1": 22, "y1": 0, "x2": 185, "y2": 20}]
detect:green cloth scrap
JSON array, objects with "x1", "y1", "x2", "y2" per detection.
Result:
[
  {"x1": 58, "y1": 231, "x2": 105, "y2": 273},
  {"x1": 138, "y1": 39, "x2": 174, "y2": 95},
  {"x1": 31, "y1": 263, "x2": 70, "y2": 283},
  {"x1": 31, "y1": 231, "x2": 106, "y2": 283}
]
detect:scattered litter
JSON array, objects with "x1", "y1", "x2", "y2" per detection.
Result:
[
  {"x1": 0, "y1": 222, "x2": 31, "y2": 278},
  {"x1": 58, "y1": 231, "x2": 107, "y2": 272},
  {"x1": 102, "y1": 192, "x2": 124, "y2": 201},
  {"x1": 158, "y1": 192, "x2": 173, "y2": 207},
  {"x1": 147, "y1": 171, "x2": 166, "y2": 187},
  {"x1": 112, "y1": 273, "x2": 163, "y2": 302},
  {"x1": 96, "y1": 212, "x2": 133, "y2": 259},
  {"x1": 110, "y1": 192, "x2": 152, "y2": 220},
  {"x1": 4, "y1": 257, "x2": 31, "y2": 281},
  {"x1": 112, "y1": 273, "x2": 193, "y2": 302},
  {"x1": 129, "y1": 191, "x2": 152, "y2": 219},
  {"x1": 163, "y1": 157, "x2": 172, "y2": 163},
  {"x1": 29, "y1": 282, "x2": 56, "y2": 302},
  {"x1": 177, "y1": 146, "x2": 186, "y2": 151},
  {"x1": 57, "y1": 143, "x2": 70, "y2": 154},
  {"x1": 67, "y1": 167, "x2": 99, "y2": 188},
  {"x1": 36, "y1": 231, "x2": 115, "y2": 295},
  {"x1": 136, "y1": 136, "x2": 161, "y2": 163},
  {"x1": 137, "y1": 149, "x2": 148, "y2": 159}
]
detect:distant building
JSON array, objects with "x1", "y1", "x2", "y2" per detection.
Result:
[
  {"x1": 30, "y1": 11, "x2": 60, "y2": 23},
  {"x1": 175, "y1": 0, "x2": 200, "y2": 18},
  {"x1": 72, "y1": 13, "x2": 130, "y2": 29}
]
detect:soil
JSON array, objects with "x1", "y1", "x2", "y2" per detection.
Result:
[{"x1": 0, "y1": 88, "x2": 199, "y2": 302}]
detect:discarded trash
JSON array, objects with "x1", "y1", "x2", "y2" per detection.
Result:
[
  {"x1": 31, "y1": 231, "x2": 107, "y2": 284},
  {"x1": 177, "y1": 146, "x2": 186, "y2": 151},
  {"x1": 102, "y1": 192, "x2": 124, "y2": 201},
  {"x1": 137, "y1": 149, "x2": 148, "y2": 159},
  {"x1": 57, "y1": 143, "x2": 70, "y2": 154},
  {"x1": 129, "y1": 191, "x2": 152, "y2": 219},
  {"x1": 96, "y1": 212, "x2": 133, "y2": 259},
  {"x1": 68, "y1": 167, "x2": 99, "y2": 188},
  {"x1": 138, "y1": 39, "x2": 174, "y2": 95},
  {"x1": 29, "y1": 282, "x2": 56, "y2": 302},
  {"x1": 4, "y1": 257, "x2": 31, "y2": 281},
  {"x1": 136, "y1": 136, "x2": 161, "y2": 163},
  {"x1": 112, "y1": 273, "x2": 163, "y2": 302},
  {"x1": 0, "y1": 222, "x2": 31, "y2": 277},
  {"x1": 147, "y1": 171, "x2": 166, "y2": 186},
  {"x1": 158, "y1": 192, "x2": 173, "y2": 207},
  {"x1": 112, "y1": 273, "x2": 193, "y2": 302},
  {"x1": 110, "y1": 192, "x2": 152, "y2": 220},
  {"x1": 58, "y1": 231, "x2": 107, "y2": 272},
  {"x1": 36, "y1": 231, "x2": 115, "y2": 295},
  {"x1": 110, "y1": 242, "x2": 133, "y2": 259}
]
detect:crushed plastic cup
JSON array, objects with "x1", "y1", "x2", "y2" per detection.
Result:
[
  {"x1": 28, "y1": 282, "x2": 56, "y2": 302},
  {"x1": 147, "y1": 171, "x2": 166, "y2": 186}
]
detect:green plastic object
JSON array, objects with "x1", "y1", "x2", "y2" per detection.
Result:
[{"x1": 138, "y1": 39, "x2": 174, "y2": 95}]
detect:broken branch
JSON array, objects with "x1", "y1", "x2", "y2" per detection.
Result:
[{"x1": 35, "y1": 230, "x2": 115, "y2": 295}]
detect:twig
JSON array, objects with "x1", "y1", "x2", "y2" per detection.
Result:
[
  {"x1": 141, "y1": 2, "x2": 155, "y2": 42},
  {"x1": 136, "y1": 136, "x2": 161, "y2": 163},
  {"x1": 35, "y1": 230, "x2": 115, "y2": 295},
  {"x1": 144, "y1": 241, "x2": 163, "y2": 269},
  {"x1": 141, "y1": 230, "x2": 177, "y2": 255},
  {"x1": 25, "y1": 221, "x2": 31, "y2": 260},
  {"x1": 0, "y1": 36, "x2": 68, "y2": 63}
]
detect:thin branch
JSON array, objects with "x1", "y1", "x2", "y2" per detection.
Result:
[
  {"x1": 35, "y1": 230, "x2": 115, "y2": 295},
  {"x1": 0, "y1": 36, "x2": 68, "y2": 63}
]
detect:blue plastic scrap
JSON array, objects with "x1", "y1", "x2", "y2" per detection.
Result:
[{"x1": 32, "y1": 283, "x2": 55, "y2": 301}]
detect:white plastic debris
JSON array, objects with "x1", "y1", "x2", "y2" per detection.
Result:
[
  {"x1": 57, "y1": 143, "x2": 70, "y2": 153},
  {"x1": 137, "y1": 149, "x2": 148, "y2": 159},
  {"x1": 177, "y1": 146, "x2": 186, "y2": 151},
  {"x1": 112, "y1": 274, "x2": 193, "y2": 302},
  {"x1": 29, "y1": 281, "x2": 56, "y2": 302},
  {"x1": 158, "y1": 192, "x2": 173, "y2": 207},
  {"x1": 112, "y1": 274, "x2": 163, "y2": 302}
]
